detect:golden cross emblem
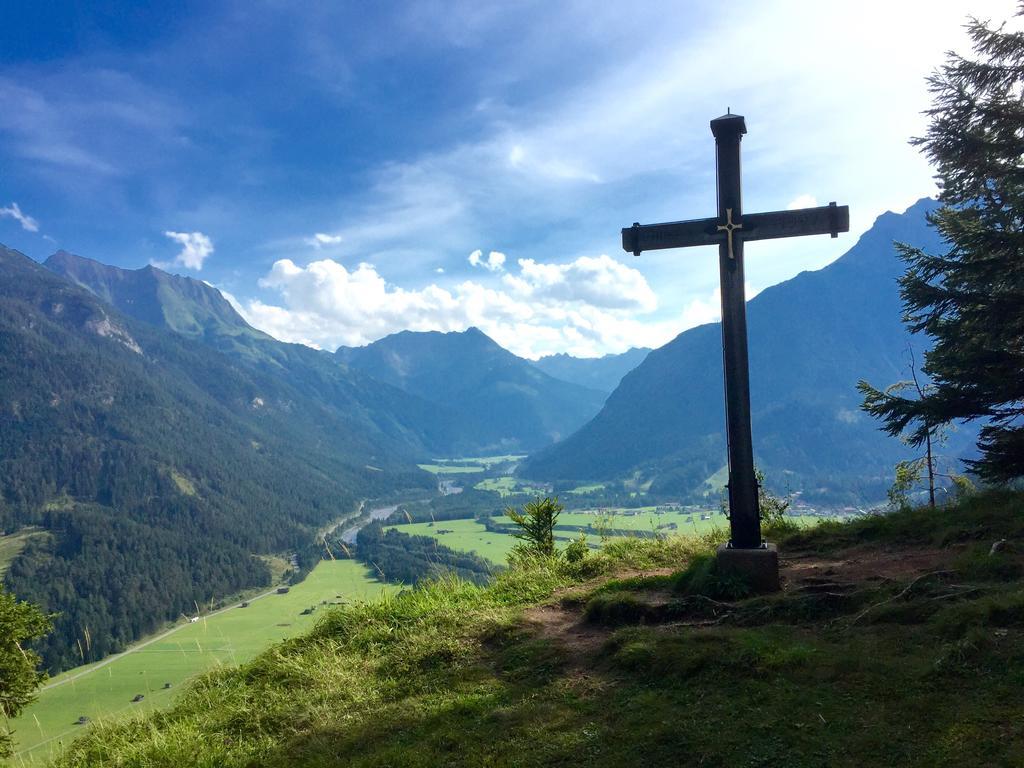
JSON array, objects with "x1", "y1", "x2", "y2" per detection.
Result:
[{"x1": 717, "y1": 208, "x2": 743, "y2": 259}]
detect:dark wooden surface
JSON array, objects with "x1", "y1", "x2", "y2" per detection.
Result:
[
  {"x1": 620, "y1": 113, "x2": 848, "y2": 549},
  {"x1": 622, "y1": 203, "x2": 850, "y2": 255}
]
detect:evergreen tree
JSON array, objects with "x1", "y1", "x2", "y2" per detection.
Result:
[
  {"x1": 506, "y1": 497, "x2": 562, "y2": 557},
  {"x1": 0, "y1": 589, "x2": 51, "y2": 758},
  {"x1": 860, "y1": 7, "x2": 1024, "y2": 483}
]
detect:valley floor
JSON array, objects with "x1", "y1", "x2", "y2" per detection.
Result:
[
  {"x1": 41, "y1": 491, "x2": 1024, "y2": 767},
  {"x1": 12, "y1": 560, "x2": 395, "y2": 766}
]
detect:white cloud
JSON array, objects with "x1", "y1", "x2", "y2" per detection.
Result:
[
  {"x1": 300, "y1": 1, "x2": 1016, "y2": 311},
  {"x1": 468, "y1": 249, "x2": 506, "y2": 272},
  {"x1": 786, "y1": 194, "x2": 818, "y2": 210},
  {"x1": 305, "y1": 232, "x2": 343, "y2": 248},
  {"x1": 504, "y1": 254, "x2": 657, "y2": 312},
  {"x1": 0, "y1": 202, "x2": 39, "y2": 232},
  {"x1": 156, "y1": 230, "x2": 214, "y2": 271},
  {"x1": 435, "y1": 266, "x2": 445, "y2": 274},
  {"x1": 232, "y1": 252, "x2": 683, "y2": 358}
]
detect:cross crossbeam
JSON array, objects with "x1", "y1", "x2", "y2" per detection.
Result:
[
  {"x1": 621, "y1": 112, "x2": 848, "y2": 550},
  {"x1": 623, "y1": 203, "x2": 850, "y2": 256}
]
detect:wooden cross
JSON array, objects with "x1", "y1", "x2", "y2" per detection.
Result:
[{"x1": 622, "y1": 113, "x2": 849, "y2": 549}]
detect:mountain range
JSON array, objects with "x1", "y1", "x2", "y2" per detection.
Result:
[
  {"x1": 530, "y1": 348, "x2": 650, "y2": 394},
  {"x1": 45, "y1": 250, "x2": 463, "y2": 457},
  {"x1": 523, "y1": 198, "x2": 976, "y2": 503},
  {"x1": 0, "y1": 197, "x2": 979, "y2": 671},
  {"x1": 49, "y1": 252, "x2": 611, "y2": 456},
  {"x1": 1, "y1": 246, "x2": 437, "y2": 670},
  {"x1": 336, "y1": 329, "x2": 607, "y2": 452}
]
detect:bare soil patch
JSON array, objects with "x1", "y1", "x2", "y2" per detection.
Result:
[
  {"x1": 780, "y1": 544, "x2": 959, "y2": 587},
  {"x1": 522, "y1": 544, "x2": 968, "y2": 659}
]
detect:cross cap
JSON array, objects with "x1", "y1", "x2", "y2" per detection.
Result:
[{"x1": 710, "y1": 113, "x2": 747, "y2": 139}]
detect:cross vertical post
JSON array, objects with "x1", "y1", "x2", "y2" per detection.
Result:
[
  {"x1": 620, "y1": 112, "x2": 850, "y2": 589},
  {"x1": 711, "y1": 113, "x2": 760, "y2": 549}
]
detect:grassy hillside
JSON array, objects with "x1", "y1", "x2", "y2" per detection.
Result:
[
  {"x1": 44, "y1": 250, "x2": 465, "y2": 457},
  {"x1": 0, "y1": 245, "x2": 431, "y2": 671},
  {"x1": 382, "y1": 510, "x2": 835, "y2": 566},
  {"x1": 41, "y1": 491, "x2": 1024, "y2": 767},
  {"x1": 13, "y1": 560, "x2": 395, "y2": 765}
]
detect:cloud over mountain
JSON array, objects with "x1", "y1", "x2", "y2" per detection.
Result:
[
  {"x1": 231, "y1": 252, "x2": 690, "y2": 358},
  {"x1": 157, "y1": 230, "x2": 214, "y2": 271},
  {"x1": 0, "y1": 201, "x2": 39, "y2": 232}
]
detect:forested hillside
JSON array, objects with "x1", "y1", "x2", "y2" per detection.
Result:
[
  {"x1": 337, "y1": 328, "x2": 607, "y2": 452},
  {"x1": 45, "y1": 251, "x2": 465, "y2": 456},
  {"x1": 523, "y1": 199, "x2": 977, "y2": 502},
  {"x1": 0, "y1": 246, "x2": 431, "y2": 671}
]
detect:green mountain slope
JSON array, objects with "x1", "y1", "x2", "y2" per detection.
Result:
[
  {"x1": 523, "y1": 199, "x2": 977, "y2": 502},
  {"x1": 46, "y1": 491, "x2": 1024, "y2": 767},
  {"x1": 531, "y1": 347, "x2": 650, "y2": 393},
  {"x1": 0, "y1": 245, "x2": 431, "y2": 671},
  {"x1": 45, "y1": 250, "x2": 252, "y2": 340},
  {"x1": 44, "y1": 251, "x2": 463, "y2": 456},
  {"x1": 336, "y1": 328, "x2": 608, "y2": 453}
]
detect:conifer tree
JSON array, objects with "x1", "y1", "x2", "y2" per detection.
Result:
[
  {"x1": 860, "y1": 6, "x2": 1024, "y2": 483},
  {"x1": 0, "y1": 589, "x2": 51, "y2": 757}
]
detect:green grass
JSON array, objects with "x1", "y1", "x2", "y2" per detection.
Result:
[
  {"x1": 30, "y1": 492, "x2": 1024, "y2": 766},
  {"x1": 419, "y1": 455, "x2": 529, "y2": 476},
  {"x1": 41, "y1": 538, "x2": 709, "y2": 767},
  {"x1": 700, "y1": 463, "x2": 729, "y2": 494},
  {"x1": 417, "y1": 464, "x2": 486, "y2": 475},
  {"x1": 381, "y1": 514, "x2": 724, "y2": 564},
  {"x1": 473, "y1": 477, "x2": 549, "y2": 497},
  {"x1": 435, "y1": 455, "x2": 527, "y2": 467},
  {"x1": 41, "y1": 492, "x2": 1024, "y2": 766},
  {"x1": 384, "y1": 511, "x2": 832, "y2": 567},
  {"x1": 384, "y1": 519, "x2": 519, "y2": 563},
  {"x1": 0, "y1": 528, "x2": 46, "y2": 576},
  {"x1": 567, "y1": 483, "x2": 605, "y2": 494},
  {"x1": 11, "y1": 560, "x2": 396, "y2": 766},
  {"x1": 168, "y1": 469, "x2": 197, "y2": 496}
]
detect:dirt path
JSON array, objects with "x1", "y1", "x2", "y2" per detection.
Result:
[{"x1": 521, "y1": 544, "x2": 964, "y2": 657}]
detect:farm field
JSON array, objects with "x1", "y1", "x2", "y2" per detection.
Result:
[
  {"x1": 473, "y1": 476, "x2": 549, "y2": 497},
  {"x1": 386, "y1": 509, "x2": 840, "y2": 565},
  {"x1": 385, "y1": 518, "x2": 521, "y2": 563},
  {"x1": 417, "y1": 463, "x2": 485, "y2": 474},
  {"x1": 12, "y1": 560, "x2": 396, "y2": 766},
  {"x1": 418, "y1": 454, "x2": 528, "y2": 476},
  {"x1": 436, "y1": 455, "x2": 527, "y2": 467}
]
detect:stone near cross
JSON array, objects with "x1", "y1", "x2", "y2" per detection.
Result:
[{"x1": 622, "y1": 112, "x2": 848, "y2": 590}]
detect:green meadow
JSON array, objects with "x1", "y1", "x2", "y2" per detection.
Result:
[
  {"x1": 0, "y1": 528, "x2": 46, "y2": 576},
  {"x1": 473, "y1": 476, "x2": 549, "y2": 497},
  {"x1": 385, "y1": 518, "x2": 520, "y2": 563},
  {"x1": 13, "y1": 504, "x2": 839, "y2": 765},
  {"x1": 417, "y1": 464, "x2": 486, "y2": 475},
  {"x1": 439, "y1": 454, "x2": 527, "y2": 467},
  {"x1": 418, "y1": 454, "x2": 529, "y2": 476},
  {"x1": 11, "y1": 560, "x2": 396, "y2": 766},
  {"x1": 386, "y1": 508, "x2": 838, "y2": 565}
]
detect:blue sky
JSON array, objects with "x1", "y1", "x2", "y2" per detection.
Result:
[{"x1": 1, "y1": 1, "x2": 1016, "y2": 357}]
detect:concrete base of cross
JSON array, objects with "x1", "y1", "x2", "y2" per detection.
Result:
[{"x1": 716, "y1": 542, "x2": 780, "y2": 594}]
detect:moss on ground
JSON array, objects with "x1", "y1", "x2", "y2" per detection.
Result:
[{"x1": 47, "y1": 492, "x2": 1024, "y2": 767}]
